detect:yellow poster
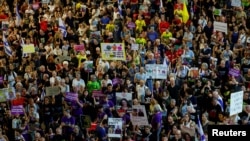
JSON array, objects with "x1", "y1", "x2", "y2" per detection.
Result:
[
  {"x1": 22, "y1": 44, "x2": 35, "y2": 53},
  {"x1": 101, "y1": 43, "x2": 126, "y2": 61}
]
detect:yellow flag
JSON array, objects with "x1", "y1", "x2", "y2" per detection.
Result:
[{"x1": 182, "y1": 2, "x2": 189, "y2": 24}]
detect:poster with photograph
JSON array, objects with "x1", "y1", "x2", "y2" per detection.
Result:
[
  {"x1": 188, "y1": 67, "x2": 199, "y2": 78},
  {"x1": 108, "y1": 118, "x2": 123, "y2": 138},
  {"x1": 84, "y1": 61, "x2": 93, "y2": 72},
  {"x1": 0, "y1": 88, "x2": 8, "y2": 102},
  {"x1": 101, "y1": 43, "x2": 126, "y2": 61},
  {"x1": 1, "y1": 21, "x2": 9, "y2": 30},
  {"x1": 130, "y1": 105, "x2": 149, "y2": 126},
  {"x1": 116, "y1": 92, "x2": 132, "y2": 112}
]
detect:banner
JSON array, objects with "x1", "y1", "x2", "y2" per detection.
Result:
[
  {"x1": 229, "y1": 68, "x2": 240, "y2": 77},
  {"x1": 101, "y1": 43, "x2": 126, "y2": 61},
  {"x1": 0, "y1": 88, "x2": 8, "y2": 102},
  {"x1": 213, "y1": 21, "x2": 228, "y2": 34},
  {"x1": 74, "y1": 45, "x2": 85, "y2": 52},
  {"x1": 130, "y1": 105, "x2": 149, "y2": 126},
  {"x1": 22, "y1": 44, "x2": 35, "y2": 53},
  {"x1": 145, "y1": 64, "x2": 168, "y2": 79},
  {"x1": 230, "y1": 91, "x2": 243, "y2": 116},
  {"x1": 108, "y1": 118, "x2": 123, "y2": 138},
  {"x1": 45, "y1": 86, "x2": 61, "y2": 96},
  {"x1": 11, "y1": 105, "x2": 24, "y2": 115},
  {"x1": 65, "y1": 92, "x2": 78, "y2": 102},
  {"x1": 84, "y1": 61, "x2": 93, "y2": 72},
  {"x1": 116, "y1": 92, "x2": 132, "y2": 112}
]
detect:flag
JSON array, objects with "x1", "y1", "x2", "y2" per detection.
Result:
[
  {"x1": 197, "y1": 116, "x2": 206, "y2": 141},
  {"x1": 174, "y1": 1, "x2": 189, "y2": 24},
  {"x1": 16, "y1": 4, "x2": 21, "y2": 26},
  {"x1": 3, "y1": 34, "x2": 12, "y2": 56},
  {"x1": 118, "y1": 0, "x2": 123, "y2": 18},
  {"x1": 217, "y1": 96, "x2": 224, "y2": 112},
  {"x1": 21, "y1": 38, "x2": 28, "y2": 57},
  {"x1": 160, "y1": 0, "x2": 163, "y2": 8},
  {"x1": 58, "y1": 18, "x2": 67, "y2": 37},
  {"x1": 182, "y1": 2, "x2": 189, "y2": 23},
  {"x1": 41, "y1": 89, "x2": 46, "y2": 101}
]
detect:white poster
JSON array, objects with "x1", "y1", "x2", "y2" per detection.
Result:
[
  {"x1": 108, "y1": 118, "x2": 123, "y2": 138},
  {"x1": 116, "y1": 92, "x2": 132, "y2": 111},
  {"x1": 213, "y1": 21, "x2": 228, "y2": 34},
  {"x1": 130, "y1": 105, "x2": 149, "y2": 126},
  {"x1": 231, "y1": 0, "x2": 241, "y2": 7},
  {"x1": 145, "y1": 64, "x2": 168, "y2": 79},
  {"x1": 230, "y1": 91, "x2": 243, "y2": 116}
]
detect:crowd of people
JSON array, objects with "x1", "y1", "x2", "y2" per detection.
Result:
[{"x1": 0, "y1": 0, "x2": 250, "y2": 141}]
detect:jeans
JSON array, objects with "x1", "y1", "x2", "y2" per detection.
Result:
[{"x1": 150, "y1": 127, "x2": 162, "y2": 141}]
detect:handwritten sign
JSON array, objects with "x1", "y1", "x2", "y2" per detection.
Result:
[
  {"x1": 22, "y1": 44, "x2": 35, "y2": 53},
  {"x1": 230, "y1": 91, "x2": 243, "y2": 116},
  {"x1": 130, "y1": 105, "x2": 149, "y2": 126},
  {"x1": 45, "y1": 86, "x2": 61, "y2": 96},
  {"x1": 229, "y1": 68, "x2": 240, "y2": 77},
  {"x1": 101, "y1": 43, "x2": 126, "y2": 61},
  {"x1": 11, "y1": 105, "x2": 24, "y2": 115},
  {"x1": 108, "y1": 118, "x2": 123, "y2": 138},
  {"x1": 65, "y1": 92, "x2": 78, "y2": 102},
  {"x1": 74, "y1": 45, "x2": 85, "y2": 52}
]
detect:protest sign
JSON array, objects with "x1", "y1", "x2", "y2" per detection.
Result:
[
  {"x1": 65, "y1": 92, "x2": 78, "y2": 102},
  {"x1": 81, "y1": 115, "x2": 91, "y2": 128},
  {"x1": 213, "y1": 21, "x2": 228, "y2": 34},
  {"x1": 55, "y1": 56, "x2": 71, "y2": 64},
  {"x1": 7, "y1": 87, "x2": 16, "y2": 100},
  {"x1": 45, "y1": 86, "x2": 61, "y2": 96},
  {"x1": 229, "y1": 68, "x2": 240, "y2": 77},
  {"x1": 230, "y1": 91, "x2": 243, "y2": 116},
  {"x1": 116, "y1": 92, "x2": 132, "y2": 111},
  {"x1": 11, "y1": 105, "x2": 24, "y2": 115},
  {"x1": 131, "y1": 44, "x2": 139, "y2": 50},
  {"x1": 213, "y1": 8, "x2": 222, "y2": 16},
  {"x1": 0, "y1": 88, "x2": 8, "y2": 102},
  {"x1": 130, "y1": 105, "x2": 149, "y2": 126},
  {"x1": 84, "y1": 61, "x2": 93, "y2": 72},
  {"x1": 188, "y1": 67, "x2": 199, "y2": 78},
  {"x1": 22, "y1": 44, "x2": 35, "y2": 54},
  {"x1": 92, "y1": 90, "x2": 105, "y2": 105},
  {"x1": 108, "y1": 118, "x2": 123, "y2": 138},
  {"x1": 74, "y1": 45, "x2": 85, "y2": 52},
  {"x1": 2, "y1": 21, "x2": 9, "y2": 30},
  {"x1": 101, "y1": 43, "x2": 126, "y2": 61},
  {"x1": 231, "y1": 0, "x2": 241, "y2": 7},
  {"x1": 145, "y1": 64, "x2": 168, "y2": 79}
]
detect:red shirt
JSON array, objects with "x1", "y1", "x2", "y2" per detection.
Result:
[
  {"x1": 40, "y1": 20, "x2": 48, "y2": 32},
  {"x1": 176, "y1": 48, "x2": 183, "y2": 57},
  {"x1": 11, "y1": 97, "x2": 25, "y2": 106},
  {"x1": 0, "y1": 13, "x2": 8, "y2": 20},
  {"x1": 166, "y1": 50, "x2": 177, "y2": 64},
  {"x1": 159, "y1": 21, "x2": 170, "y2": 34}
]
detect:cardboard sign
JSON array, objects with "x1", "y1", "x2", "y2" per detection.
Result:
[
  {"x1": 213, "y1": 21, "x2": 228, "y2": 34},
  {"x1": 55, "y1": 55, "x2": 71, "y2": 64},
  {"x1": 131, "y1": 44, "x2": 139, "y2": 50},
  {"x1": 0, "y1": 88, "x2": 8, "y2": 102},
  {"x1": 45, "y1": 86, "x2": 61, "y2": 96},
  {"x1": 130, "y1": 105, "x2": 149, "y2": 126}
]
